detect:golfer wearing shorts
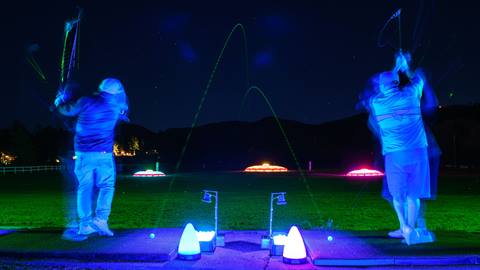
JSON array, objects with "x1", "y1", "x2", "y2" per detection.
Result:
[
  {"x1": 369, "y1": 52, "x2": 430, "y2": 245},
  {"x1": 379, "y1": 68, "x2": 440, "y2": 241}
]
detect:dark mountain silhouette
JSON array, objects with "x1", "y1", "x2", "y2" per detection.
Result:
[
  {"x1": 2, "y1": 105, "x2": 479, "y2": 171},
  {"x1": 116, "y1": 104, "x2": 480, "y2": 172}
]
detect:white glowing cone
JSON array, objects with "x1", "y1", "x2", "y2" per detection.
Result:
[
  {"x1": 177, "y1": 223, "x2": 201, "y2": 260},
  {"x1": 282, "y1": 225, "x2": 307, "y2": 264}
]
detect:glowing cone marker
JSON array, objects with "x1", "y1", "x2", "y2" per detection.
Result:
[
  {"x1": 177, "y1": 223, "x2": 201, "y2": 260},
  {"x1": 282, "y1": 226, "x2": 307, "y2": 264}
]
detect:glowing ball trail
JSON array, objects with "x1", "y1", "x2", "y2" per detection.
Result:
[
  {"x1": 245, "y1": 163, "x2": 288, "y2": 173},
  {"x1": 177, "y1": 223, "x2": 201, "y2": 260},
  {"x1": 346, "y1": 168, "x2": 384, "y2": 177},
  {"x1": 133, "y1": 169, "x2": 166, "y2": 177},
  {"x1": 282, "y1": 226, "x2": 307, "y2": 264},
  {"x1": 159, "y1": 24, "x2": 249, "y2": 224}
]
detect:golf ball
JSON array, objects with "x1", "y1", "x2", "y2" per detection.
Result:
[
  {"x1": 149, "y1": 233, "x2": 156, "y2": 239},
  {"x1": 327, "y1": 236, "x2": 333, "y2": 242}
]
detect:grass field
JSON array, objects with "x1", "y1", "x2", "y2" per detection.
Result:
[{"x1": 0, "y1": 171, "x2": 479, "y2": 232}]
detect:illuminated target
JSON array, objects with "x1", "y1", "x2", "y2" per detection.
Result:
[
  {"x1": 245, "y1": 163, "x2": 288, "y2": 173},
  {"x1": 346, "y1": 168, "x2": 384, "y2": 177},
  {"x1": 133, "y1": 169, "x2": 166, "y2": 177}
]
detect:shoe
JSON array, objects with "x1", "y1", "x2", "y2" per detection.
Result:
[
  {"x1": 92, "y1": 218, "x2": 114, "y2": 237},
  {"x1": 78, "y1": 223, "x2": 97, "y2": 236},
  {"x1": 402, "y1": 226, "x2": 420, "y2": 245},
  {"x1": 388, "y1": 229, "x2": 403, "y2": 239},
  {"x1": 62, "y1": 229, "x2": 89, "y2": 242},
  {"x1": 65, "y1": 220, "x2": 79, "y2": 229},
  {"x1": 416, "y1": 228, "x2": 435, "y2": 244}
]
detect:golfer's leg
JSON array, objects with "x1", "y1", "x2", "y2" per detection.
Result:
[
  {"x1": 392, "y1": 197, "x2": 407, "y2": 230},
  {"x1": 95, "y1": 153, "x2": 116, "y2": 221},
  {"x1": 407, "y1": 149, "x2": 430, "y2": 229},
  {"x1": 417, "y1": 201, "x2": 427, "y2": 229},
  {"x1": 385, "y1": 153, "x2": 407, "y2": 231},
  {"x1": 74, "y1": 155, "x2": 94, "y2": 226},
  {"x1": 406, "y1": 196, "x2": 420, "y2": 229}
]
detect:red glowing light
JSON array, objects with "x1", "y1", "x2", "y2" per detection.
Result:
[
  {"x1": 346, "y1": 168, "x2": 384, "y2": 177},
  {"x1": 244, "y1": 163, "x2": 288, "y2": 173}
]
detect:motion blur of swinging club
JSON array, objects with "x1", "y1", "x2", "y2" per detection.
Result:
[
  {"x1": 57, "y1": 8, "x2": 83, "y2": 101},
  {"x1": 24, "y1": 10, "x2": 83, "y2": 228},
  {"x1": 55, "y1": 8, "x2": 84, "y2": 238},
  {"x1": 377, "y1": 9, "x2": 402, "y2": 51},
  {"x1": 355, "y1": 7, "x2": 403, "y2": 173},
  {"x1": 25, "y1": 44, "x2": 47, "y2": 81}
]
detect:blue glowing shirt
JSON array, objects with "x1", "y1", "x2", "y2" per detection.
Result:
[
  {"x1": 370, "y1": 74, "x2": 428, "y2": 154},
  {"x1": 57, "y1": 92, "x2": 123, "y2": 153}
]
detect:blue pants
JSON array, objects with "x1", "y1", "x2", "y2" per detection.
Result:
[{"x1": 74, "y1": 152, "x2": 116, "y2": 225}]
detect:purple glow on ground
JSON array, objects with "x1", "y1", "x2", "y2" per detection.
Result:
[
  {"x1": 302, "y1": 230, "x2": 382, "y2": 260},
  {"x1": 1, "y1": 229, "x2": 480, "y2": 268}
]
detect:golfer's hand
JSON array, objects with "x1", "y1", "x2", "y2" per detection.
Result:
[
  {"x1": 54, "y1": 92, "x2": 65, "y2": 107},
  {"x1": 394, "y1": 53, "x2": 409, "y2": 72}
]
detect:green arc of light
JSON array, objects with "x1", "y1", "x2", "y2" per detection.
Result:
[
  {"x1": 156, "y1": 24, "x2": 324, "y2": 228},
  {"x1": 174, "y1": 23, "x2": 249, "y2": 174},
  {"x1": 241, "y1": 86, "x2": 323, "y2": 221},
  {"x1": 60, "y1": 29, "x2": 71, "y2": 84},
  {"x1": 26, "y1": 56, "x2": 47, "y2": 81},
  {"x1": 156, "y1": 24, "x2": 249, "y2": 225}
]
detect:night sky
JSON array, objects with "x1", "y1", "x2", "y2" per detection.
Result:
[{"x1": 2, "y1": 0, "x2": 477, "y2": 132}]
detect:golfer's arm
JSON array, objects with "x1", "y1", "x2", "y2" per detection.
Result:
[
  {"x1": 57, "y1": 98, "x2": 84, "y2": 117},
  {"x1": 368, "y1": 114, "x2": 381, "y2": 139},
  {"x1": 408, "y1": 72, "x2": 424, "y2": 99},
  {"x1": 416, "y1": 70, "x2": 438, "y2": 115}
]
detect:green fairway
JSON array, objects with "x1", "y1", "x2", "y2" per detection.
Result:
[{"x1": 0, "y1": 171, "x2": 479, "y2": 232}]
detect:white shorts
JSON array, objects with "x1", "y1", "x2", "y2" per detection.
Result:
[{"x1": 385, "y1": 148, "x2": 431, "y2": 200}]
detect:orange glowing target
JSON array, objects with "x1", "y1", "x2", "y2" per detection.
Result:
[
  {"x1": 244, "y1": 163, "x2": 288, "y2": 173},
  {"x1": 346, "y1": 168, "x2": 384, "y2": 177}
]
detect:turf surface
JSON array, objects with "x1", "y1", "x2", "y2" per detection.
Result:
[{"x1": 0, "y1": 171, "x2": 479, "y2": 232}]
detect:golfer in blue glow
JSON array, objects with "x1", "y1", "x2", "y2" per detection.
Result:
[
  {"x1": 367, "y1": 52, "x2": 430, "y2": 245},
  {"x1": 377, "y1": 67, "x2": 440, "y2": 242},
  {"x1": 55, "y1": 78, "x2": 129, "y2": 238}
]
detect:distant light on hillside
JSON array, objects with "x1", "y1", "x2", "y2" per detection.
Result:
[
  {"x1": 245, "y1": 163, "x2": 288, "y2": 173},
  {"x1": 114, "y1": 143, "x2": 136, "y2": 157},
  {"x1": 0, "y1": 152, "x2": 16, "y2": 166}
]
